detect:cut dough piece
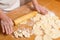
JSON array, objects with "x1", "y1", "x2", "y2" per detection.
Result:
[
  {"x1": 35, "y1": 36, "x2": 43, "y2": 40},
  {"x1": 44, "y1": 28, "x2": 60, "y2": 39},
  {"x1": 17, "y1": 30, "x2": 23, "y2": 37},
  {"x1": 27, "y1": 20, "x2": 34, "y2": 26},
  {"x1": 51, "y1": 23, "x2": 60, "y2": 30},
  {"x1": 32, "y1": 28, "x2": 43, "y2": 36},
  {"x1": 55, "y1": 20, "x2": 60, "y2": 29},
  {"x1": 35, "y1": 21, "x2": 42, "y2": 27},
  {"x1": 14, "y1": 31, "x2": 19, "y2": 38},
  {"x1": 43, "y1": 34, "x2": 52, "y2": 40},
  {"x1": 31, "y1": 14, "x2": 41, "y2": 22},
  {"x1": 52, "y1": 16, "x2": 59, "y2": 21},
  {"x1": 40, "y1": 23, "x2": 52, "y2": 31},
  {"x1": 17, "y1": 29, "x2": 22, "y2": 33},
  {"x1": 18, "y1": 33, "x2": 23, "y2": 37},
  {"x1": 14, "y1": 28, "x2": 32, "y2": 38},
  {"x1": 33, "y1": 23, "x2": 43, "y2": 36},
  {"x1": 22, "y1": 30, "x2": 31, "y2": 38},
  {"x1": 44, "y1": 29, "x2": 52, "y2": 35},
  {"x1": 49, "y1": 28, "x2": 60, "y2": 39}
]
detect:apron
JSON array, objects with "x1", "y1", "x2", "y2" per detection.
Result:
[{"x1": 0, "y1": 0, "x2": 20, "y2": 12}]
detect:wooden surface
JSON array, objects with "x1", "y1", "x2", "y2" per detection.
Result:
[{"x1": 0, "y1": 0, "x2": 60, "y2": 40}]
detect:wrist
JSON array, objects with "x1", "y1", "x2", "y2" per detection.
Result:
[
  {"x1": 0, "y1": 11, "x2": 5, "y2": 19},
  {"x1": 0, "y1": 13, "x2": 3, "y2": 19},
  {"x1": 0, "y1": 10, "x2": 3, "y2": 19}
]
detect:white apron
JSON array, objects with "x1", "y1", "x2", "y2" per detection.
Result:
[{"x1": 0, "y1": 0, "x2": 20, "y2": 11}]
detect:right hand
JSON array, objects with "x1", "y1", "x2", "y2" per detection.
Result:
[
  {"x1": 0, "y1": 11, "x2": 14, "y2": 34},
  {"x1": 33, "y1": 4, "x2": 48, "y2": 15}
]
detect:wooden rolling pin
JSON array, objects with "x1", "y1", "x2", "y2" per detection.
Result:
[{"x1": 14, "y1": 11, "x2": 38, "y2": 26}]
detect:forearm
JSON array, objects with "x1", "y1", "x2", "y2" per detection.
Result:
[
  {"x1": 32, "y1": 0, "x2": 38, "y2": 6},
  {"x1": 0, "y1": 9, "x2": 3, "y2": 19}
]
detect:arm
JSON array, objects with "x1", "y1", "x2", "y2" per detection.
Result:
[{"x1": 32, "y1": 0, "x2": 48, "y2": 14}]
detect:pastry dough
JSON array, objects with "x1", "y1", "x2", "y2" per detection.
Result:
[
  {"x1": 13, "y1": 11, "x2": 60, "y2": 40},
  {"x1": 43, "y1": 35, "x2": 52, "y2": 40},
  {"x1": 35, "y1": 36, "x2": 43, "y2": 40}
]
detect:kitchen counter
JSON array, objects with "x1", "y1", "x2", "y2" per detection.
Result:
[{"x1": 0, "y1": 0, "x2": 60, "y2": 40}]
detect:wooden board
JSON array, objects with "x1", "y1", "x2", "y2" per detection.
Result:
[{"x1": 0, "y1": 0, "x2": 60, "y2": 40}]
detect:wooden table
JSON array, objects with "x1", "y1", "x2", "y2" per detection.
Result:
[{"x1": 0, "y1": 0, "x2": 60, "y2": 40}]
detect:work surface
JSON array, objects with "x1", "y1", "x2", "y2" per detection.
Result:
[{"x1": 0, "y1": 0, "x2": 60, "y2": 40}]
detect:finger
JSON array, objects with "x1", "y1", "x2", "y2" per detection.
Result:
[
  {"x1": 4, "y1": 22, "x2": 9, "y2": 34},
  {"x1": 1, "y1": 21, "x2": 5, "y2": 33},
  {"x1": 39, "y1": 7, "x2": 48, "y2": 15},
  {"x1": 9, "y1": 18, "x2": 13, "y2": 26},
  {"x1": 8, "y1": 19, "x2": 13, "y2": 34},
  {"x1": 8, "y1": 23, "x2": 13, "y2": 34},
  {"x1": 6, "y1": 22, "x2": 11, "y2": 34},
  {"x1": 40, "y1": 10, "x2": 46, "y2": 15},
  {"x1": 36, "y1": 8, "x2": 41, "y2": 13},
  {"x1": 9, "y1": 24, "x2": 13, "y2": 34}
]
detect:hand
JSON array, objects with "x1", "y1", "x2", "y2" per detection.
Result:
[
  {"x1": 1, "y1": 13, "x2": 14, "y2": 34},
  {"x1": 34, "y1": 4, "x2": 48, "y2": 14}
]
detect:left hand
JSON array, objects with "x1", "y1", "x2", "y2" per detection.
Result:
[{"x1": 0, "y1": 12, "x2": 14, "y2": 34}]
